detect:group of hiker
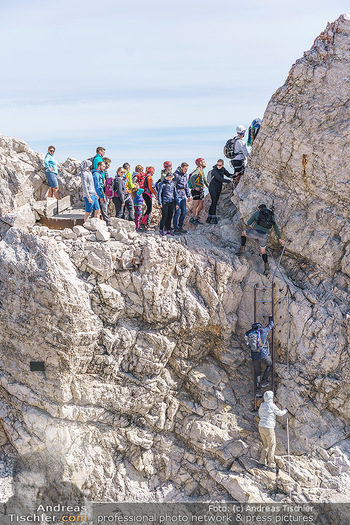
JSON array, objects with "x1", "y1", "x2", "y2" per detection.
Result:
[
  {"x1": 44, "y1": 120, "x2": 285, "y2": 274},
  {"x1": 44, "y1": 118, "x2": 288, "y2": 474}
]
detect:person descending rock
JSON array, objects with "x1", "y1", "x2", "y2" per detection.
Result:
[
  {"x1": 158, "y1": 171, "x2": 178, "y2": 236},
  {"x1": 79, "y1": 159, "x2": 100, "y2": 222},
  {"x1": 91, "y1": 160, "x2": 110, "y2": 225},
  {"x1": 206, "y1": 159, "x2": 233, "y2": 224},
  {"x1": 112, "y1": 167, "x2": 126, "y2": 218},
  {"x1": 121, "y1": 163, "x2": 135, "y2": 222},
  {"x1": 236, "y1": 204, "x2": 285, "y2": 275},
  {"x1": 131, "y1": 183, "x2": 144, "y2": 231},
  {"x1": 223, "y1": 125, "x2": 249, "y2": 185},
  {"x1": 44, "y1": 145, "x2": 61, "y2": 200},
  {"x1": 141, "y1": 166, "x2": 157, "y2": 230},
  {"x1": 258, "y1": 391, "x2": 287, "y2": 472},
  {"x1": 189, "y1": 158, "x2": 208, "y2": 225},
  {"x1": 173, "y1": 162, "x2": 190, "y2": 234},
  {"x1": 245, "y1": 316, "x2": 274, "y2": 398}
]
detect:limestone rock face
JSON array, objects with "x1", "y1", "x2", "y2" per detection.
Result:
[
  {"x1": 1, "y1": 14, "x2": 350, "y2": 506},
  {"x1": 0, "y1": 134, "x2": 82, "y2": 218},
  {"x1": 240, "y1": 14, "x2": 350, "y2": 275}
]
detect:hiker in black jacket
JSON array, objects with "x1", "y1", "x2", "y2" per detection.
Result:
[{"x1": 206, "y1": 159, "x2": 233, "y2": 224}]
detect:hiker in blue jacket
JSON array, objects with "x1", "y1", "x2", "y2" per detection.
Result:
[
  {"x1": 173, "y1": 162, "x2": 190, "y2": 234},
  {"x1": 91, "y1": 161, "x2": 110, "y2": 225},
  {"x1": 158, "y1": 172, "x2": 178, "y2": 236},
  {"x1": 44, "y1": 145, "x2": 61, "y2": 200},
  {"x1": 245, "y1": 316, "x2": 274, "y2": 398}
]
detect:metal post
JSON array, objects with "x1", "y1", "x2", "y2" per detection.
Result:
[{"x1": 271, "y1": 282, "x2": 275, "y2": 393}]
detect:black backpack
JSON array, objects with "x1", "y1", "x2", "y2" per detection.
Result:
[
  {"x1": 223, "y1": 138, "x2": 239, "y2": 160},
  {"x1": 88, "y1": 155, "x2": 98, "y2": 168},
  {"x1": 256, "y1": 208, "x2": 275, "y2": 229}
]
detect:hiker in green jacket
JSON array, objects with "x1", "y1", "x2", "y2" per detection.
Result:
[{"x1": 237, "y1": 204, "x2": 285, "y2": 275}]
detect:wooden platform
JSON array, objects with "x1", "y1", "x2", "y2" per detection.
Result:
[{"x1": 40, "y1": 208, "x2": 85, "y2": 230}]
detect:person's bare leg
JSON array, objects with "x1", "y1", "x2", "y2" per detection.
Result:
[
  {"x1": 53, "y1": 187, "x2": 61, "y2": 200},
  {"x1": 48, "y1": 187, "x2": 53, "y2": 198},
  {"x1": 84, "y1": 212, "x2": 91, "y2": 222},
  {"x1": 192, "y1": 200, "x2": 199, "y2": 219},
  {"x1": 94, "y1": 210, "x2": 101, "y2": 219}
]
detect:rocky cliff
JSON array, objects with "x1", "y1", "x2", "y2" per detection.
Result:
[{"x1": 0, "y1": 14, "x2": 350, "y2": 507}]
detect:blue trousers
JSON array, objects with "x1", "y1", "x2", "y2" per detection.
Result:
[{"x1": 173, "y1": 197, "x2": 187, "y2": 229}]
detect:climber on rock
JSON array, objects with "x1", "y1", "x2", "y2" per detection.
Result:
[
  {"x1": 236, "y1": 204, "x2": 285, "y2": 275},
  {"x1": 258, "y1": 390, "x2": 288, "y2": 472},
  {"x1": 223, "y1": 125, "x2": 249, "y2": 186},
  {"x1": 245, "y1": 316, "x2": 274, "y2": 398}
]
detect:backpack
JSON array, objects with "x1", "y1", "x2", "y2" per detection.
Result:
[
  {"x1": 189, "y1": 170, "x2": 202, "y2": 190},
  {"x1": 207, "y1": 170, "x2": 213, "y2": 185},
  {"x1": 245, "y1": 329, "x2": 263, "y2": 352},
  {"x1": 105, "y1": 177, "x2": 115, "y2": 199},
  {"x1": 256, "y1": 208, "x2": 275, "y2": 230},
  {"x1": 247, "y1": 118, "x2": 261, "y2": 146},
  {"x1": 88, "y1": 155, "x2": 98, "y2": 168},
  {"x1": 223, "y1": 138, "x2": 239, "y2": 160}
]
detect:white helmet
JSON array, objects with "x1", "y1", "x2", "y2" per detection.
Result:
[{"x1": 236, "y1": 125, "x2": 246, "y2": 135}]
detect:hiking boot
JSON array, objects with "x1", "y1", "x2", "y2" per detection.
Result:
[
  {"x1": 193, "y1": 218, "x2": 202, "y2": 225},
  {"x1": 189, "y1": 217, "x2": 195, "y2": 224},
  {"x1": 236, "y1": 246, "x2": 245, "y2": 256},
  {"x1": 166, "y1": 230, "x2": 174, "y2": 236},
  {"x1": 160, "y1": 230, "x2": 165, "y2": 236},
  {"x1": 264, "y1": 262, "x2": 270, "y2": 275},
  {"x1": 206, "y1": 217, "x2": 212, "y2": 224},
  {"x1": 178, "y1": 227, "x2": 187, "y2": 233},
  {"x1": 261, "y1": 379, "x2": 270, "y2": 388},
  {"x1": 211, "y1": 217, "x2": 218, "y2": 224},
  {"x1": 173, "y1": 229, "x2": 181, "y2": 235},
  {"x1": 266, "y1": 466, "x2": 277, "y2": 474}
]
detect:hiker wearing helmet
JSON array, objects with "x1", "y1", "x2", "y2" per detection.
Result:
[
  {"x1": 237, "y1": 204, "x2": 285, "y2": 275},
  {"x1": 206, "y1": 159, "x2": 233, "y2": 224},
  {"x1": 245, "y1": 316, "x2": 274, "y2": 398},
  {"x1": 223, "y1": 125, "x2": 249, "y2": 185},
  {"x1": 258, "y1": 391, "x2": 288, "y2": 472},
  {"x1": 189, "y1": 158, "x2": 208, "y2": 226},
  {"x1": 160, "y1": 161, "x2": 173, "y2": 182},
  {"x1": 158, "y1": 171, "x2": 178, "y2": 236}
]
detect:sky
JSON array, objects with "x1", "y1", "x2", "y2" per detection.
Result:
[{"x1": 1, "y1": 0, "x2": 349, "y2": 175}]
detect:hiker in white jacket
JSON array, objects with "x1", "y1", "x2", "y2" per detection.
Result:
[{"x1": 258, "y1": 390, "x2": 287, "y2": 471}]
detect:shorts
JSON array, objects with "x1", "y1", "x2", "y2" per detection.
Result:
[
  {"x1": 84, "y1": 195, "x2": 100, "y2": 213},
  {"x1": 45, "y1": 170, "x2": 58, "y2": 188},
  {"x1": 245, "y1": 228, "x2": 268, "y2": 248},
  {"x1": 191, "y1": 188, "x2": 204, "y2": 201}
]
